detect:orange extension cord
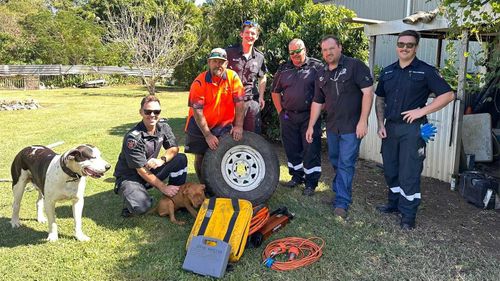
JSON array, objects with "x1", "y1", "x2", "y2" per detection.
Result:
[
  {"x1": 249, "y1": 206, "x2": 269, "y2": 235},
  {"x1": 262, "y1": 237, "x2": 325, "y2": 271}
]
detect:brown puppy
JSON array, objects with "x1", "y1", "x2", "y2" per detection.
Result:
[{"x1": 151, "y1": 182, "x2": 206, "y2": 225}]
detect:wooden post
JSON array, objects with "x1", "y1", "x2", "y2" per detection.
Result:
[
  {"x1": 436, "y1": 36, "x2": 443, "y2": 68},
  {"x1": 456, "y1": 30, "x2": 469, "y2": 101},
  {"x1": 452, "y1": 30, "x2": 469, "y2": 178},
  {"x1": 368, "y1": 35, "x2": 377, "y2": 79}
]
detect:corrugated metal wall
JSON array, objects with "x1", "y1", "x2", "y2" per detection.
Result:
[
  {"x1": 325, "y1": 0, "x2": 483, "y2": 71},
  {"x1": 372, "y1": 37, "x2": 482, "y2": 72},
  {"x1": 412, "y1": 0, "x2": 441, "y2": 12},
  {"x1": 327, "y1": 0, "x2": 442, "y2": 19},
  {"x1": 359, "y1": 97, "x2": 460, "y2": 183},
  {"x1": 327, "y1": 0, "x2": 407, "y2": 20}
]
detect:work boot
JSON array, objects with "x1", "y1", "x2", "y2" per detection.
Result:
[
  {"x1": 285, "y1": 178, "x2": 303, "y2": 188},
  {"x1": 400, "y1": 223, "x2": 415, "y2": 231},
  {"x1": 400, "y1": 217, "x2": 415, "y2": 230},
  {"x1": 121, "y1": 207, "x2": 133, "y2": 218},
  {"x1": 333, "y1": 207, "x2": 347, "y2": 219},
  {"x1": 376, "y1": 204, "x2": 400, "y2": 214},
  {"x1": 302, "y1": 186, "x2": 315, "y2": 196}
]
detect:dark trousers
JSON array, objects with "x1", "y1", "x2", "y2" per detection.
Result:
[
  {"x1": 381, "y1": 121, "x2": 426, "y2": 224},
  {"x1": 116, "y1": 153, "x2": 188, "y2": 215},
  {"x1": 280, "y1": 111, "x2": 321, "y2": 188},
  {"x1": 243, "y1": 100, "x2": 261, "y2": 134}
]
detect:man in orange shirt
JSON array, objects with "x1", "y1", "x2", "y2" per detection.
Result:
[{"x1": 185, "y1": 48, "x2": 245, "y2": 182}]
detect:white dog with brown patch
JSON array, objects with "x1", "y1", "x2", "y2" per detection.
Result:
[{"x1": 10, "y1": 144, "x2": 111, "y2": 242}]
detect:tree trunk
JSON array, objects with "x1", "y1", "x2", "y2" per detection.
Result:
[
  {"x1": 143, "y1": 77, "x2": 156, "y2": 95},
  {"x1": 148, "y1": 78, "x2": 157, "y2": 95}
]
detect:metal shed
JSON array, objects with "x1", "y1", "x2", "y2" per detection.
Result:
[{"x1": 357, "y1": 5, "x2": 498, "y2": 183}]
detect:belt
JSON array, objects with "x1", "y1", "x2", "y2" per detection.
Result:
[
  {"x1": 284, "y1": 109, "x2": 310, "y2": 114},
  {"x1": 386, "y1": 117, "x2": 426, "y2": 124}
]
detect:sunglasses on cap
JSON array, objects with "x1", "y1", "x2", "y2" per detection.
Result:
[
  {"x1": 143, "y1": 109, "x2": 161, "y2": 115},
  {"x1": 397, "y1": 42, "x2": 416, "y2": 49},
  {"x1": 208, "y1": 49, "x2": 227, "y2": 60},
  {"x1": 289, "y1": 48, "x2": 303, "y2": 55},
  {"x1": 242, "y1": 20, "x2": 259, "y2": 28}
]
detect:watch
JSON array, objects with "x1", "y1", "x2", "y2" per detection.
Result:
[{"x1": 161, "y1": 156, "x2": 167, "y2": 163}]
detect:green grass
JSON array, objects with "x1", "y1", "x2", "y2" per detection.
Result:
[{"x1": 0, "y1": 86, "x2": 498, "y2": 281}]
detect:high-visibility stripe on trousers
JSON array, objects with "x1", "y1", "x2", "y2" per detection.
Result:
[
  {"x1": 280, "y1": 111, "x2": 321, "y2": 188},
  {"x1": 382, "y1": 121, "x2": 426, "y2": 224}
]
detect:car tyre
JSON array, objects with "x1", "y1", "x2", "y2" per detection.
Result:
[{"x1": 202, "y1": 131, "x2": 279, "y2": 204}]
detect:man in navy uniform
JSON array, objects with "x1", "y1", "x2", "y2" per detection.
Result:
[
  {"x1": 226, "y1": 20, "x2": 268, "y2": 133},
  {"x1": 272, "y1": 38, "x2": 322, "y2": 196},
  {"x1": 375, "y1": 30, "x2": 455, "y2": 230},
  {"x1": 114, "y1": 95, "x2": 188, "y2": 217}
]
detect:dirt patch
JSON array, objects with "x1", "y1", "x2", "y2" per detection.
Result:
[
  {"x1": 354, "y1": 159, "x2": 500, "y2": 256},
  {"x1": 273, "y1": 141, "x2": 499, "y2": 256}
]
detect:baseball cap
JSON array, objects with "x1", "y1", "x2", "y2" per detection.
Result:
[{"x1": 208, "y1": 48, "x2": 227, "y2": 61}]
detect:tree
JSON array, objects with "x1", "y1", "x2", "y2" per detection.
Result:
[
  {"x1": 105, "y1": 3, "x2": 200, "y2": 94},
  {"x1": 0, "y1": 0, "x2": 45, "y2": 63},
  {"x1": 22, "y1": 9, "x2": 107, "y2": 65},
  {"x1": 441, "y1": 0, "x2": 499, "y2": 91},
  {"x1": 442, "y1": 0, "x2": 499, "y2": 32}
]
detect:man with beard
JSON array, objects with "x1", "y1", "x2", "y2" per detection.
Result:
[
  {"x1": 185, "y1": 48, "x2": 245, "y2": 183},
  {"x1": 306, "y1": 35, "x2": 374, "y2": 219}
]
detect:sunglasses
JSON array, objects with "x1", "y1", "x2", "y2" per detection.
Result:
[
  {"x1": 143, "y1": 109, "x2": 161, "y2": 115},
  {"x1": 397, "y1": 42, "x2": 416, "y2": 49},
  {"x1": 289, "y1": 48, "x2": 303, "y2": 55},
  {"x1": 242, "y1": 20, "x2": 259, "y2": 28},
  {"x1": 208, "y1": 52, "x2": 227, "y2": 60}
]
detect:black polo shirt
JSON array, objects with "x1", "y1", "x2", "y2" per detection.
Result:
[
  {"x1": 226, "y1": 44, "x2": 267, "y2": 99},
  {"x1": 314, "y1": 55, "x2": 373, "y2": 134},
  {"x1": 272, "y1": 57, "x2": 323, "y2": 112},
  {"x1": 375, "y1": 57, "x2": 452, "y2": 122},
  {"x1": 114, "y1": 119, "x2": 177, "y2": 179}
]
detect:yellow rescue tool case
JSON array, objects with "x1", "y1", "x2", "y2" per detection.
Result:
[{"x1": 186, "y1": 197, "x2": 253, "y2": 262}]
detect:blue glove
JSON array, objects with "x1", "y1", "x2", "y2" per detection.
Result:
[{"x1": 420, "y1": 123, "x2": 437, "y2": 143}]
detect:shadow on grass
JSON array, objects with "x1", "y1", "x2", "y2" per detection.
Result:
[
  {"x1": 79, "y1": 180, "x2": 203, "y2": 279},
  {"x1": 80, "y1": 92, "x2": 146, "y2": 98},
  {"x1": 107, "y1": 122, "x2": 138, "y2": 136},
  {"x1": 0, "y1": 185, "x2": 189, "y2": 248},
  {"x1": 141, "y1": 85, "x2": 189, "y2": 93},
  {"x1": 108, "y1": 118, "x2": 187, "y2": 141},
  {"x1": 0, "y1": 217, "x2": 56, "y2": 247}
]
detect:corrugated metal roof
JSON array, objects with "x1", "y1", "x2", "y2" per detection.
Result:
[
  {"x1": 0, "y1": 65, "x2": 172, "y2": 77},
  {"x1": 0, "y1": 65, "x2": 61, "y2": 76}
]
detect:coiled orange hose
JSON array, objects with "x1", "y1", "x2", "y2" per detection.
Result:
[{"x1": 262, "y1": 237, "x2": 325, "y2": 271}]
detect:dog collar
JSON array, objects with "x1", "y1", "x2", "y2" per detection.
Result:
[{"x1": 60, "y1": 156, "x2": 81, "y2": 182}]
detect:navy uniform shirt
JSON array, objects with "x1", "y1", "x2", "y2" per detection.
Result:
[
  {"x1": 314, "y1": 55, "x2": 373, "y2": 134},
  {"x1": 272, "y1": 57, "x2": 323, "y2": 112},
  {"x1": 375, "y1": 57, "x2": 452, "y2": 122},
  {"x1": 114, "y1": 119, "x2": 177, "y2": 179},
  {"x1": 226, "y1": 44, "x2": 267, "y2": 99}
]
